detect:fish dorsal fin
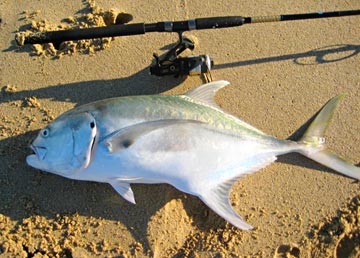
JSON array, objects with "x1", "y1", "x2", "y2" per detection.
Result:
[
  {"x1": 185, "y1": 80, "x2": 267, "y2": 136},
  {"x1": 110, "y1": 181, "x2": 136, "y2": 204},
  {"x1": 185, "y1": 80, "x2": 230, "y2": 108},
  {"x1": 102, "y1": 119, "x2": 203, "y2": 153}
]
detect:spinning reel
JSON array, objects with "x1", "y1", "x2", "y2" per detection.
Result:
[{"x1": 150, "y1": 32, "x2": 213, "y2": 81}]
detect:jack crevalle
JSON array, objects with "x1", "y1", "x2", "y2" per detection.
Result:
[{"x1": 27, "y1": 81, "x2": 359, "y2": 230}]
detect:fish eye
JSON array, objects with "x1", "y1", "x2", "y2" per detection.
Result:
[
  {"x1": 41, "y1": 128, "x2": 50, "y2": 138},
  {"x1": 90, "y1": 121, "x2": 95, "y2": 129}
]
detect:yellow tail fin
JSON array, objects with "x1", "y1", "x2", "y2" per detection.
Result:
[{"x1": 298, "y1": 95, "x2": 359, "y2": 180}]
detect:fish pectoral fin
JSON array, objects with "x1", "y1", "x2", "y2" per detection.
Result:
[
  {"x1": 198, "y1": 180, "x2": 254, "y2": 230},
  {"x1": 110, "y1": 181, "x2": 136, "y2": 204},
  {"x1": 102, "y1": 119, "x2": 203, "y2": 153}
]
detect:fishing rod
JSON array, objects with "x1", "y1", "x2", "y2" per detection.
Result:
[{"x1": 16, "y1": 9, "x2": 360, "y2": 79}]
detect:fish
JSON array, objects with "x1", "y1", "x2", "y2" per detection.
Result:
[{"x1": 26, "y1": 80, "x2": 359, "y2": 230}]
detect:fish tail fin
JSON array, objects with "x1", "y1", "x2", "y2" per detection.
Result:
[{"x1": 297, "y1": 94, "x2": 360, "y2": 180}]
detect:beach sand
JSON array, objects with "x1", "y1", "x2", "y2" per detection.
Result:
[{"x1": 0, "y1": 0, "x2": 359, "y2": 257}]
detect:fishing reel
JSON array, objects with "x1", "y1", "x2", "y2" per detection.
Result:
[{"x1": 150, "y1": 33, "x2": 214, "y2": 81}]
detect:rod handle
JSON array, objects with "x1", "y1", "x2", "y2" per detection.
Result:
[
  {"x1": 17, "y1": 23, "x2": 146, "y2": 45},
  {"x1": 195, "y1": 16, "x2": 245, "y2": 29}
]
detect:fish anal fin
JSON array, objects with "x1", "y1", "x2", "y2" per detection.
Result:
[
  {"x1": 199, "y1": 180, "x2": 254, "y2": 230},
  {"x1": 102, "y1": 119, "x2": 203, "y2": 153},
  {"x1": 110, "y1": 181, "x2": 136, "y2": 204},
  {"x1": 195, "y1": 155, "x2": 277, "y2": 230}
]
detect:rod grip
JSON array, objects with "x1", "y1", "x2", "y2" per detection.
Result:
[
  {"x1": 195, "y1": 16, "x2": 245, "y2": 29},
  {"x1": 17, "y1": 23, "x2": 146, "y2": 45}
]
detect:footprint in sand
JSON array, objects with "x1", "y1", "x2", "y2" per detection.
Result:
[
  {"x1": 335, "y1": 233, "x2": 360, "y2": 258},
  {"x1": 273, "y1": 243, "x2": 301, "y2": 258}
]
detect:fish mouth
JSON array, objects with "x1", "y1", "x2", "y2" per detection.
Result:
[{"x1": 30, "y1": 144, "x2": 47, "y2": 161}]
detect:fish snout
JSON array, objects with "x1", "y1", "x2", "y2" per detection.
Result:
[{"x1": 31, "y1": 144, "x2": 47, "y2": 160}]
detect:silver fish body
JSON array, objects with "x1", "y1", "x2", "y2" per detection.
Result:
[{"x1": 27, "y1": 81, "x2": 360, "y2": 230}]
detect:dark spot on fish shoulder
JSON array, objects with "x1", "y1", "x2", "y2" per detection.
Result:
[{"x1": 121, "y1": 139, "x2": 133, "y2": 148}]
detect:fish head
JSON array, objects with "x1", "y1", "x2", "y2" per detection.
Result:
[{"x1": 26, "y1": 112, "x2": 97, "y2": 177}]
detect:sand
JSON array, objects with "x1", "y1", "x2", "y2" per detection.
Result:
[{"x1": 1, "y1": 0, "x2": 359, "y2": 257}]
